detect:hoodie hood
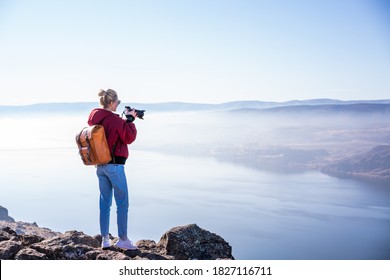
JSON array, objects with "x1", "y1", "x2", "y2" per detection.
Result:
[{"x1": 88, "y1": 108, "x2": 117, "y2": 125}]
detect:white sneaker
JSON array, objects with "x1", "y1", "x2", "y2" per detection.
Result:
[
  {"x1": 115, "y1": 238, "x2": 138, "y2": 250},
  {"x1": 101, "y1": 236, "x2": 111, "y2": 248}
]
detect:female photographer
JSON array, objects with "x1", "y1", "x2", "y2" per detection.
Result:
[{"x1": 87, "y1": 89, "x2": 138, "y2": 250}]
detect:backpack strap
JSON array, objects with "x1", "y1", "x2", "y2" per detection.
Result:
[
  {"x1": 76, "y1": 128, "x2": 92, "y2": 165},
  {"x1": 76, "y1": 130, "x2": 83, "y2": 147},
  {"x1": 83, "y1": 129, "x2": 92, "y2": 164},
  {"x1": 97, "y1": 114, "x2": 117, "y2": 165}
]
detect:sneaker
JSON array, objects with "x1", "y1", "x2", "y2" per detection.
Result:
[
  {"x1": 115, "y1": 238, "x2": 138, "y2": 250},
  {"x1": 101, "y1": 235, "x2": 111, "y2": 249}
]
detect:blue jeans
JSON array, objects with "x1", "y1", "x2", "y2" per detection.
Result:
[{"x1": 96, "y1": 164, "x2": 129, "y2": 239}]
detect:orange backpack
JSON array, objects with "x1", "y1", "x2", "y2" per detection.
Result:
[{"x1": 76, "y1": 125, "x2": 112, "y2": 165}]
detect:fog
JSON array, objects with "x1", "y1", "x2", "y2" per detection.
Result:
[
  {"x1": 1, "y1": 107, "x2": 389, "y2": 173},
  {"x1": 131, "y1": 109, "x2": 390, "y2": 173}
]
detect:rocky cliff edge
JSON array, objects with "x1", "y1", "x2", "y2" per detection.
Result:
[{"x1": 0, "y1": 222, "x2": 234, "y2": 260}]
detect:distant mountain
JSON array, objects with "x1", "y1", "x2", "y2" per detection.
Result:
[
  {"x1": 283, "y1": 99, "x2": 390, "y2": 106},
  {"x1": 322, "y1": 145, "x2": 390, "y2": 184},
  {"x1": 1, "y1": 99, "x2": 390, "y2": 115},
  {"x1": 0, "y1": 100, "x2": 278, "y2": 114},
  {"x1": 232, "y1": 103, "x2": 390, "y2": 116}
]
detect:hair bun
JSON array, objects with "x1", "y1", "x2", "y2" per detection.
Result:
[{"x1": 98, "y1": 89, "x2": 106, "y2": 97}]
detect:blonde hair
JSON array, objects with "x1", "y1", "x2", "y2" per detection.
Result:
[{"x1": 98, "y1": 89, "x2": 118, "y2": 108}]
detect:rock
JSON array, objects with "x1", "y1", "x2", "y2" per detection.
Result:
[
  {"x1": 0, "y1": 227, "x2": 17, "y2": 242},
  {"x1": 0, "y1": 206, "x2": 15, "y2": 222},
  {"x1": 140, "y1": 252, "x2": 171, "y2": 260},
  {"x1": 157, "y1": 224, "x2": 234, "y2": 260},
  {"x1": 0, "y1": 220, "x2": 60, "y2": 239},
  {"x1": 15, "y1": 248, "x2": 48, "y2": 260},
  {"x1": 132, "y1": 240, "x2": 173, "y2": 260},
  {"x1": 20, "y1": 235, "x2": 45, "y2": 246},
  {"x1": 0, "y1": 224, "x2": 234, "y2": 260},
  {"x1": 30, "y1": 231, "x2": 100, "y2": 260},
  {"x1": 92, "y1": 250, "x2": 131, "y2": 260},
  {"x1": 0, "y1": 240, "x2": 22, "y2": 259}
]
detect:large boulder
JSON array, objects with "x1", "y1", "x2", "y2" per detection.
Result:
[
  {"x1": 157, "y1": 224, "x2": 234, "y2": 260},
  {"x1": 0, "y1": 240, "x2": 22, "y2": 259}
]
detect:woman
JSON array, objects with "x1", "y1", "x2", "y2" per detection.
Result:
[{"x1": 87, "y1": 89, "x2": 138, "y2": 250}]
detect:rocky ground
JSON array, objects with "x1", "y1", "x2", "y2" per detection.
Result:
[
  {"x1": 0, "y1": 220, "x2": 60, "y2": 239},
  {"x1": 0, "y1": 223, "x2": 234, "y2": 260}
]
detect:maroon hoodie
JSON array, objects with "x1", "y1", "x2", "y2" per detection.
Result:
[{"x1": 88, "y1": 108, "x2": 137, "y2": 160}]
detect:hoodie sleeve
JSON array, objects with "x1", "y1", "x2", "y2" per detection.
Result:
[{"x1": 117, "y1": 120, "x2": 137, "y2": 145}]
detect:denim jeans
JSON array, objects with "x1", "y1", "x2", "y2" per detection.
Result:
[{"x1": 96, "y1": 164, "x2": 129, "y2": 239}]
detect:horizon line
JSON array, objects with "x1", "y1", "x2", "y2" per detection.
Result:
[{"x1": 2, "y1": 98, "x2": 390, "y2": 107}]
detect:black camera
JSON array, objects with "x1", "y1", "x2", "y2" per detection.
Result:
[{"x1": 124, "y1": 106, "x2": 145, "y2": 122}]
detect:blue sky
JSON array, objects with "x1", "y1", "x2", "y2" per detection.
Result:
[{"x1": 0, "y1": 0, "x2": 389, "y2": 105}]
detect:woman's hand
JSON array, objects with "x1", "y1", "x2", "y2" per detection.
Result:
[{"x1": 125, "y1": 108, "x2": 137, "y2": 119}]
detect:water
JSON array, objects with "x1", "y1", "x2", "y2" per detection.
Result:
[
  {"x1": 0, "y1": 113, "x2": 389, "y2": 259},
  {"x1": 0, "y1": 147, "x2": 389, "y2": 260}
]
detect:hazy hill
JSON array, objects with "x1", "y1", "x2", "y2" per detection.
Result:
[
  {"x1": 233, "y1": 103, "x2": 390, "y2": 116},
  {"x1": 1, "y1": 99, "x2": 390, "y2": 115},
  {"x1": 0, "y1": 101, "x2": 273, "y2": 115},
  {"x1": 0, "y1": 206, "x2": 14, "y2": 222},
  {"x1": 322, "y1": 145, "x2": 390, "y2": 184}
]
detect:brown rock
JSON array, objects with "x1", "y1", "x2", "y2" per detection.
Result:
[
  {"x1": 0, "y1": 240, "x2": 22, "y2": 259},
  {"x1": 31, "y1": 230, "x2": 100, "y2": 260},
  {"x1": 157, "y1": 224, "x2": 234, "y2": 260},
  {"x1": 15, "y1": 248, "x2": 48, "y2": 260}
]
